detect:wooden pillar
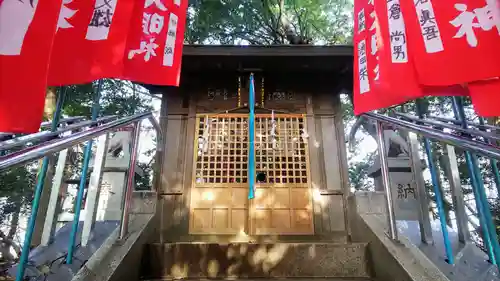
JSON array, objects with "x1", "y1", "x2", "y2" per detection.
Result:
[
  {"x1": 307, "y1": 93, "x2": 348, "y2": 239},
  {"x1": 159, "y1": 90, "x2": 193, "y2": 241}
]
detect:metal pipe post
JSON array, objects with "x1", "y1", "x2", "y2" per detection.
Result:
[
  {"x1": 375, "y1": 121, "x2": 398, "y2": 240},
  {"x1": 67, "y1": 80, "x2": 102, "y2": 264},
  {"x1": 119, "y1": 122, "x2": 142, "y2": 239},
  {"x1": 416, "y1": 100, "x2": 454, "y2": 264},
  {"x1": 16, "y1": 87, "x2": 67, "y2": 281},
  {"x1": 452, "y1": 97, "x2": 500, "y2": 266},
  {"x1": 248, "y1": 73, "x2": 256, "y2": 199},
  {"x1": 424, "y1": 137, "x2": 454, "y2": 263}
]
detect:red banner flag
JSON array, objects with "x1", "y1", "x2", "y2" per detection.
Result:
[
  {"x1": 353, "y1": 0, "x2": 424, "y2": 115},
  {"x1": 47, "y1": 0, "x2": 135, "y2": 86},
  {"x1": 469, "y1": 79, "x2": 500, "y2": 117},
  {"x1": 400, "y1": 0, "x2": 500, "y2": 86},
  {"x1": 122, "y1": 0, "x2": 188, "y2": 86},
  {"x1": 0, "y1": 0, "x2": 62, "y2": 133}
]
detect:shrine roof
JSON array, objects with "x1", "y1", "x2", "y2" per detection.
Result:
[
  {"x1": 181, "y1": 44, "x2": 353, "y2": 73},
  {"x1": 141, "y1": 44, "x2": 354, "y2": 93},
  {"x1": 183, "y1": 44, "x2": 353, "y2": 57}
]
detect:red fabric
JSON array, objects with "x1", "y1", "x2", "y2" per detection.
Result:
[
  {"x1": 353, "y1": 0, "x2": 383, "y2": 115},
  {"x1": 469, "y1": 79, "x2": 500, "y2": 117},
  {"x1": 354, "y1": 0, "x2": 424, "y2": 115},
  {"x1": 121, "y1": 0, "x2": 187, "y2": 86},
  {"x1": 423, "y1": 84, "x2": 470, "y2": 96},
  {"x1": 0, "y1": 0, "x2": 62, "y2": 133},
  {"x1": 47, "y1": 0, "x2": 135, "y2": 85},
  {"x1": 400, "y1": 0, "x2": 500, "y2": 86}
]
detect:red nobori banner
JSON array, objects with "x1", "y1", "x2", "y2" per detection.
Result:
[
  {"x1": 400, "y1": 0, "x2": 500, "y2": 86},
  {"x1": 122, "y1": 0, "x2": 188, "y2": 86},
  {"x1": 469, "y1": 79, "x2": 500, "y2": 117},
  {"x1": 47, "y1": 0, "x2": 135, "y2": 86},
  {"x1": 0, "y1": 0, "x2": 62, "y2": 133},
  {"x1": 353, "y1": 0, "x2": 424, "y2": 115}
]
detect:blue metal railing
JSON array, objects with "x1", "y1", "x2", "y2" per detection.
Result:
[
  {"x1": 415, "y1": 100, "x2": 454, "y2": 264},
  {"x1": 67, "y1": 80, "x2": 102, "y2": 264},
  {"x1": 15, "y1": 87, "x2": 66, "y2": 281},
  {"x1": 362, "y1": 104, "x2": 500, "y2": 272},
  {"x1": 0, "y1": 107, "x2": 161, "y2": 280},
  {"x1": 452, "y1": 97, "x2": 500, "y2": 266}
]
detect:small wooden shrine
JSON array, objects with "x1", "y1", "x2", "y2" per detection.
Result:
[{"x1": 153, "y1": 44, "x2": 354, "y2": 240}]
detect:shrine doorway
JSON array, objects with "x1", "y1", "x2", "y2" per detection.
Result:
[{"x1": 188, "y1": 114, "x2": 313, "y2": 235}]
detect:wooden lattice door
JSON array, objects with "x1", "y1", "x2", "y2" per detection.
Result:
[
  {"x1": 189, "y1": 114, "x2": 313, "y2": 235},
  {"x1": 251, "y1": 115, "x2": 313, "y2": 234}
]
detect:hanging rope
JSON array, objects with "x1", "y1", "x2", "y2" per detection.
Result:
[
  {"x1": 261, "y1": 77, "x2": 265, "y2": 107},
  {"x1": 271, "y1": 110, "x2": 277, "y2": 150},
  {"x1": 237, "y1": 76, "x2": 241, "y2": 107}
]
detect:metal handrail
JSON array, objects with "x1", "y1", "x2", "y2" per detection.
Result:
[
  {"x1": 0, "y1": 116, "x2": 118, "y2": 151},
  {"x1": 40, "y1": 116, "x2": 86, "y2": 129},
  {"x1": 363, "y1": 112, "x2": 500, "y2": 160},
  {"x1": 0, "y1": 117, "x2": 87, "y2": 137},
  {"x1": 0, "y1": 112, "x2": 161, "y2": 171},
  {"x1": 429, "y1": 115, "x2": 500, "y2": 131},
  {"x1": 394, "y1": 112, "x2": 500, "y2": 142},
  {"x1": 363, "y1": 111, "x2": 500, "y2": 267}
]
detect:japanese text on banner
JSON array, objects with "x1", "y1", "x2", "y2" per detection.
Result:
[
  {"x1": 128, "y1": 0, "x2": 180, "y2": 65},
  {"x1": 387, "y1": 0, "x2": 408, "y2": 63},
  {"x1": 413, "y1": 0, "x2": 444, "y2": 53},
  {"x1": 369, "y1": 0, "x2": 380, "y2": 81},
  {"x1": 400, "y1": 0, "x2": 500, "y2": 85},
  {"x1": 87, "y1": 0, "x2": 118, "y2": 40}
]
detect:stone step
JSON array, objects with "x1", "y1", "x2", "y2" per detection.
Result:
[
  {"x1": 140, "y1": 243, "x2": 371, "y2": 280},
  {"x1": 141, "y1": 277, "x2": 377, "y2": 281}
]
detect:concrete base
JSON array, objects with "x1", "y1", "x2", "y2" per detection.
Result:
[
  {"x1": 348, "y1": 193, "x2": 450, "y2": 281},
  {"x1": 141, "y1": 242, "x2": 371, "y2": 279}
]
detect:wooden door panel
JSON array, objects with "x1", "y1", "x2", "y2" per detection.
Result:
[
  {"x1": 250, "y1": 115, "x2": 313, "y2": 235},
  {"x1": 189, "y1": 115, "x2": 249, "y2": 234},
  {"x1": 189, "y1": 114, "x2": 313, "y2": 235},
  {"x1": 250, "y1": 186, "x2": 313, "y2": 235}
]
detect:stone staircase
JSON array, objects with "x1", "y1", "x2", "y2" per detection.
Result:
[{"x1": 139, "y1": 242, "x2": 374, "y2": 280}]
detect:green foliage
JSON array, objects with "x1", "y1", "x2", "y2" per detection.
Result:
[
  {"x1": 0, "y1": 79, "x2": 155, "y2": 269},
  {"x1": 186, "y1": 0, "x2": 353, "y2": 45},
  {"x1": 63, "y1": 79, "x2": 153, "y2": 118},
  {"x1": 0, "y1": 166, "x2": 36, "y2": 223},
  {"x1": 348, "y1": 152, "x2": 375, "y2": 191}
]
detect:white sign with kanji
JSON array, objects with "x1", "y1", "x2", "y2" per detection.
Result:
[
  {"x1": 86, "y1": 0, "x2": 118, "y2": 41},
  {"x1": 163, "y1": 13, "x2": 178, "y2": 67},
  {"x1": 386, "y1": 0, "x2": 408, "y2": 63},
  {"x1": 414, "y1": 0, "x2": 444, "y2": 53},
  {"x1": 358, "y1": 39, "x2": 370, "y2": 94}
]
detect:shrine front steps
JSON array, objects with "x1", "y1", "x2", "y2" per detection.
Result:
[
  {"x1": 139, "y1": 242, "x2": 372, "y2": 280},
  {"x1": 141, "y1": 279, "x2": 376, "y2": 281}
]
